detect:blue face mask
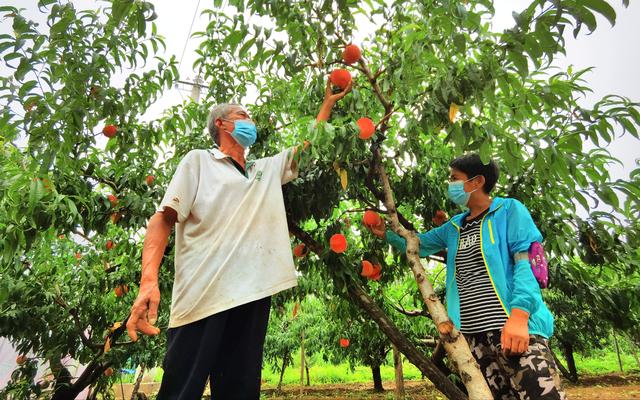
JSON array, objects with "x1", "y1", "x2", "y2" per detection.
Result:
[
  {"x1": 447, "y1": 176, "x2": 479, "y2": 207},
  {"x1": 224, "y1": 119, "x2": 257, "y2": 148}
]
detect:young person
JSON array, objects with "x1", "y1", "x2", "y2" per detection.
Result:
[{"x1": 368, "y1": 154, "x2": 566, "y2": 399}]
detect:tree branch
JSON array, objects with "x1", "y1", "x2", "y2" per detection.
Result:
[
  {"x1": 54, "y1": 297, "x2": 101, "y2": 350},
  {"x1": 390, "y1": 302, "x2": 429, "y2": 318}
]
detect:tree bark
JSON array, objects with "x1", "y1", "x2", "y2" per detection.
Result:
[
  {"x1": 300, "y1": 330, "x2": 305, "y2": 385},
  {"x1": 130, "y1": 365, "x2": 145, "y2": 400},
  {"x1": 612, "y1": 329, "x2": 624, "y2": 373},
  {"x1": 374, "y1": 151, "x2": 492, "y2": 399},
  {"x1": 561, "y1": 341, "x2": 579, "y2": 382},
  {"x1": 371, "y1": 364, "x2": 384, "y2": 392},
  {"x1": 393, "y1": 344, "x2": 405, "y2": 398},
  {"x1": 299, "y1": 330, "x2": 305, "y2": 397},
  {"x1": 305, "y1": 361, "x2": 310, "y2": 386},
  {"x1": 277, "y1": 351, "x2": 288, "y2": 392}
]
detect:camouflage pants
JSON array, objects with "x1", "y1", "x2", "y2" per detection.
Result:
[{"x1": 465, "y1": 330, "x2": 567, "y2": 400}]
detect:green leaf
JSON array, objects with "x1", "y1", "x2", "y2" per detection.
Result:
[
  {"x1": 479, "y1": 140, "x2": 491, "y2": 164},
  {"x1": 14, "y1": 57, "x2": 31, "y2": 81},
  {"x1": 137, "y1": 8, "x2": 146, "y2": 37},
  {"x1": 453, "y1": 33, "x2": 466, "y2": 53},
  {"x1": 50, "y1": 17, "x2": 71, "y2": 34},
  {"x1": 619, "y1": 117, "x2": 638, "y2": 138},
  {"x1": 28, "y1": 178, "x2": 46, "y2": 210},
  {"x1": 509, "y1": 51, "x2": 528, "y2": 78},
  {"x1": 223, "y1": 30, "x2": 244, "y2": 49},
  {"x1": 112, "y1": 0, "x2": 134, "y2": 27},
  {"x1": 575, "y1": 7, "x2": 597, "y2": 32},
  {"x1": 18, "y1": 80, "x2": 37, "y2": 97},
  {"x1": 0, "y1": 42, "x2": 13, "y2": 54},
  {"x1": 238, "y1": 38, "x2": 255, "y2": 58},
  {"x1": 582, "y1": 0, "x2": 616, "y2": 26},
  {"x1": 37, "y1": 0, "x2": 57, "y2": 7},
  {"x1": 598, "y1": 186, "x2": 619, "y2": 209}
]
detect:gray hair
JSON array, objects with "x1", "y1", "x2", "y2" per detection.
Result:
[{"x1": 207, "y1": 103, "x2": 242, "y2": 145}]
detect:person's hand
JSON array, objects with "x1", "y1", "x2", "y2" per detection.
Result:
[
  {"x1": 316, "y1": 78, "x2": 352, "y2": 122},
  {"x1": 501, "y1": 308, "x2": 530, "y2": 356},
  {"x1": 126, "y1": 281, "x2": 161, "y2": 342},
  {"x1": 323, "y1": 78, "x2": 352, "y2": 105}
]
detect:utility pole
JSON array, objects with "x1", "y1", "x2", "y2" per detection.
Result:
[{"x1": 175, "y1": 74, "x2": 208, "y2": 102}]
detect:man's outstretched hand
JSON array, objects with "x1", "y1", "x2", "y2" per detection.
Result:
[
  {"x1": 324, "y1": 78, "x2": 352, "y2": 104},
  {"x1": 316, "y1": 78, "x2": 353, "y2": 122}
]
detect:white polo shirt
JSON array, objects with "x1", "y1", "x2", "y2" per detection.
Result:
[{"x1": 157, "y1": 147, "x2": 299, "y2": 328}]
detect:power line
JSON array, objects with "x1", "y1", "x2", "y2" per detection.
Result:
[{"x1": 177, "y1": 0, "x2": 202, "y2": 76}]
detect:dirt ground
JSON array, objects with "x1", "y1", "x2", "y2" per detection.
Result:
[{"x1": 258, "y1": 373, "x2": 640, "y2": 399}]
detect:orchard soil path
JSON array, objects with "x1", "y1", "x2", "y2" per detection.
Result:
[{"x1": 257, "y1": 373, "x2": 640, "y2": 400}]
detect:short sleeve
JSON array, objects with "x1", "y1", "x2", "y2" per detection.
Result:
[
  {"x1": 157, "y1": 151, "x2": 200, "y2": 223},
  {"x1": 269, "y1": 148, "x2": 298, "y2": 185}
]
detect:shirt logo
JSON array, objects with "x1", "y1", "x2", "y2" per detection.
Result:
[
  {"x1": 256, "y1": 171, "x2": 263, "y2": 181},
  {"x1": 459, "y1": 234, "x2": 478, "y2": 250}
]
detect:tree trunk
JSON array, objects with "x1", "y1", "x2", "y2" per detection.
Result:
[
  {"x1": 346, "y1": 282, "x2": 467, "y2": 400},
  {"x1": 629, "y1": 338, "x2": 640, "y2": 369},
  {"x1": 130, "y1": 365, "x2": 145, "y2": 400},
  {"x1": 51, "y1": 361, "x2": 109, "y2": 400},
  {"x1": 613, "y1": 329, "x2": 624, "y2": 373},
  {"x1": 300, "y1": 330, "x2": 305, "y2": 385},
  {"x1": 277, "y1": 351, "x2": 288, "y2": 392},
  {"x1": 561, "y1": 341, "x2": 579, "y2": 382},
  {"x1": 49, "y1": 358, "x2": 74, "y2": 400},
  {"x1": 305, "y1": 361, "x2": 310, "y2": 386},
  {"x1": 371, "y1": 364, "x2": 384, "y2": 392},
  {"x1": 51, "y1": 316, "x2": 129, "y2": 400},
  {"x1": 374, "y1": 153, "x2": 492, "y2": 399},
  {"x1": 432, "y1": 340, "x2": 468, "y2": 394},
  {"x1": 300, "y1": 331, "x2": 305, "y2": 397},
  {"x1": 551, "y1": 348, "x2": 578, "y2": 383},
  {"x1": 288, "y1": 223, "x2": 467, "y2": 400},
  {"x1": 393, "y1": 345, "x2": 405, "y2": 398}
]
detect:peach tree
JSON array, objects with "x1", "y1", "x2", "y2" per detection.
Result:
[
  {"x1": 0, "y1": 0, "x2": 178, "y2": 398},
  {"x1": 2, "y1": 0, "x2": 640, "y2": 399}
]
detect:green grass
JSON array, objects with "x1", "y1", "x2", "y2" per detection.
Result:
[
  {"x1": 124, "y1": 348, "x2": 640, "y2": 385},
  {"x1": 261, "y1": 357, "x2": 423, "y2": 386},
  {"x1": 568, "y1": 351, "x2": 639, "y2": 375}
]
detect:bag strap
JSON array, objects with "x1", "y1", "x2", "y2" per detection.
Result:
[{"x1": 514, "y1": 252, "x2": 529, "y2": 262}]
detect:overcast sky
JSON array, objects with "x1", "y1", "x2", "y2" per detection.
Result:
[{"x1": 2, "y1": 0, "x2": 638, "y2": 179}]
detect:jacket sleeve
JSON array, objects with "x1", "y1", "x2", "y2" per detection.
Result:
[
  {"x1": 385, "y1": 224, "x2": 448, "y2": 257},
  {"x1": 506, "y1": 199, "x2": 544, "y2": 315}
]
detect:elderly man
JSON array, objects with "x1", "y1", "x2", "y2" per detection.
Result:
[{"x1": 126, "y1": 79, "x2": 351, "y2": 399}]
